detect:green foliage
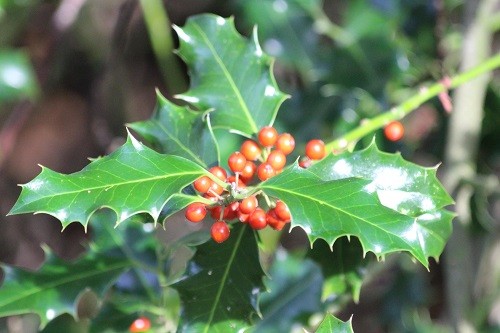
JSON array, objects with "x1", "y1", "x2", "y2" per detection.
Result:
[
  {"x1": 9, "y1": 134, "x2": 207, "y2": 229},
  {"x1": 172, "y1": 223, "x2": 265, "y2": 332},
  {"x1": 259, "y1": 152, "x2": 452, "y2": 268},
  {"x1": 313, "y1": 313, "x2": 354, "y2": 333},
  {"x1": 1, "y1": 9, "x2": 464, "y2": 333},
  {"x1": 174, "y1": 14, "x2": 289, "y2": 137}
]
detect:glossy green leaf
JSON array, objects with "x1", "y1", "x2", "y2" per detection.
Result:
[
  {"x1": 128, "y1": 90, "x2": 219, "y2": 167},
  {"x1": 259, "y1": 163, "x2": 449, "y2": 268},
  {"x1": 308, "y1": 143, "x2": 453, "y2": 217},
  {"x1": 172, "y1": 223, "x2": 265, "y2": 332},
  {"x1": 0, "y1": 49, "x2": 38, "y2": 103},
  {"x1": 8, "y1": 133, "x2": 207, "y2": 229},
  {"x1": 313, "y1": 313, "x2": 354, "y2": 333},
  {"x1": 174, "y1": 14, "x2": 289, "y2": 137},
  {"x1": 307, "y1": 237, "x2": 368, "y2": 303},
  {"x1": 254, "y1": 253, "x2": 323, "y2": 333}
]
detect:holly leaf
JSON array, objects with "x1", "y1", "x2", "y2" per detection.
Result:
[
  {"x1": 308, "y1": 143, "x2": 453, "y2": 217},
  {"x1": 254, "y1": 253, "x2": 323, "y2": 332},
  {"x1": 312, "y1": 313, "x2": 354, "y2": 333},
  {"x1": 172, "y1": 223, "x2": 266, "y2": 332},
  {"x1": 174, "y1": 14, "x2": 289, "y2": 137},
  {"x1": 307, "y1": 237, "x2": 368, "y2": 303},
  {"x1": 128, "y1": 90, "x2": 219, "y2": 167},
  {"x1": 8, "y1": 133, "x2": 207, "y2": 229},
  {"x1": 259, "y1": 163, "x2": 451, "y2": 268}
]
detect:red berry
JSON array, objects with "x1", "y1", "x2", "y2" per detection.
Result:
[
  {"x1": 207, "y1": 182, "x2": 224, "y2": 197},
  {"x1": 211, "y1": 220, "x2": 230, "y2": 243},
  {"x1": 239, "y1": 195, "x2": 258, "y2": 214},
  {"x1": 266, "y1": 209, "x2": 286, "y2": 231},
  {"x1": 193, "y1": 176, "x2": 212, "y2": 193},
  {"x1": 258, "y1": 126, "x2": 278, "y2": 147},
  {"x1": 237, "y1": 210, "x2": 250, "y2": 223},
  {"x1": 384, "y1": 121, "x2": 404, "y2": 142},
  {"x1": 257, "y1": 162, "x2": 276, "y2": 181},
  {"x1": 129, "y1": 317, "x2": 151, "y2": 333},
  {"x1": 185, "y1": 203, "x2": 207, "y2": 223},
  {"x1": 248, "y1": 208, "x2": 267, "y2": 230},
  {"x1": 228, "y1": 152, "x2": 247, "y2": 173},
  {"x1": 267, "y1": 150, "x2": 287, "y2": 170},
  {"x1": 299, "y1": 158, "x2": 312, "y2": 168},
  {"x1": 240, "y1": 161, "x2": 256, "y2": 180},
  {"x1": 240, "y1": 140, "x2": 262, "y2": 161},
  {"x1": 275, "y1": 201, "x2": 291, "y2": 222},
  {"x1": 305, "y1": 139, "x2": 325, "y2": 160},
  {"x1": 209, "y1": 166, "x2": 227, "y2": 181},
  {"x1": 275, "y1": 133, "x2": 295, "y2": 155}
]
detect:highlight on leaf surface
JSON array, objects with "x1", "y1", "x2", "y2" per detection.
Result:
[
  {"x1": 173, "y1": 14, "x2": 289, "y2": 137},
  {"x1": 258, "y1": 142, "x2": 454, "y2": 268},
  {"x1": 8, "y1": 132, "x2": 207, "y2": 229}
]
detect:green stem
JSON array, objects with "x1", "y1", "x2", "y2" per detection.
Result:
[
  {"x1": 325, "y1": 53, "x2": 500, "y2": 152},
  {"x1": 139, "y1": 0, "x2": 187, "y2": 94}
]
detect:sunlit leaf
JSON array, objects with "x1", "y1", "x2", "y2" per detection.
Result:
[
  {"x1": 259, "y1": 162, "x2": 451, "y2": 268},
  {"x1": 8, "y1": 133, "x2": 207, "y2": 229},
  {"x1": 174, "y1": 14, "x2": 289, "y2": 137}
]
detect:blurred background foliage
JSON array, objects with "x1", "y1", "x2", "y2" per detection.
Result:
[{"x1": 0, "y1": 0, "x2": 498, "y2": 332}]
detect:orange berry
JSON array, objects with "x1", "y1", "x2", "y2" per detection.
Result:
[
  {"x1": 384, "y1": 121, "x2": 404, "y2": 142},
  {"x1": 240, "y1": 140, "x2": 262, "y2": 161},
  {"x1": 267, "y1": 150, "x2": 287, "y2": 170},
  {"x1": 258, "y1": 126, "x2": 278, "y2": 147},
  {"x1": 305, "y1": 139, "x2": 325, "y2": 160},
  {"x1": 275, "y1": 133, "x2": 295, "y2": 155}
]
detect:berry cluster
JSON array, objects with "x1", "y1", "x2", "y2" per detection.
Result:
[{"x1": 184, "y1": 126, "x2": 326, "y2": 243}]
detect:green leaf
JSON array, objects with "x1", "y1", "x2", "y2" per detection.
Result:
[
  {"x1": 0, "y1": 250, "x2": 129, "y2": 328},
  {"x1": 172, "y1": 223, "x2": 266, "y2": 332},
  {"x1": 0, "y1": 49, "x2": 38, "y2": 103},
  {"x1": 8, "y1": 133, "x2": 207, "y2": 228},
  {"x1": 255, "y1": 253, "x2": 323, "y2": 333},
  {"x1": 313, "y1": 313, "x2": 354, "y2": 333},
  {"x1": 0, "y1": 211, "x2": 159, "y2": 329},
  {"x1": 307, "y1": 237, "x2": 368, "y2": 303},
  {"x1": 259, "y1": 163, "x2": 450, "y2": 268},
  {"x1": 308, "y1": 143, "x2": 453, "y2": 217},
  {"x1": 128, "y1": 90, "x2": 219, "y2": 167},
  {"x1": 174, "y1": 14, "x2": 289, "y2": 137}
]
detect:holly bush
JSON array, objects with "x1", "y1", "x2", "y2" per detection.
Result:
[{"x1": 1, "y1": 6, "x2": 498, "y2": 333}]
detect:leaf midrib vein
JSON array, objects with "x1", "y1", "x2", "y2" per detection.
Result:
[
  {"x1": 191, "y1": 23, "x2": 258, "y2": 133},
  {"x1": 262, "y1": 184, "x2": 421, "y2": 252},
  {"x1": 203, "y1": 225, "x2": 246, "y2": 333},
  {"x1": 24, "y1": 170, "x2": 202, "y2": 201}
]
